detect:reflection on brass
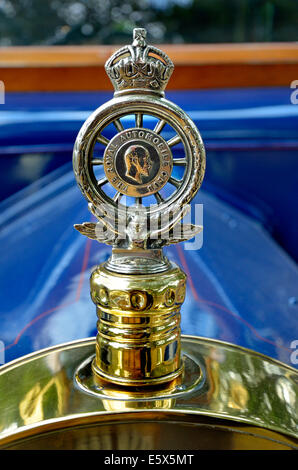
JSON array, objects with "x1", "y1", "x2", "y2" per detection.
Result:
[
  {"x1": 2, "y1": 420, "x2": 297, "y2": 451},
  {"x1": 228, "y1": 380, "x2": 249, "y2": 410},
  {"x1": 75, "y1": 348, "x2": 203, "y2": 407},
  {"x1": 90, "y1": 264, "x2": 186, "y2": 385},
  {"x1": 0, "y1": 337, "x2": 297, "y2": 449},
  {"x1": 19, "y1": 378, "x2": 64, "y2": 426},
  {"x1": 18, "y1": 361, "x2": 69, "y2": 427}
]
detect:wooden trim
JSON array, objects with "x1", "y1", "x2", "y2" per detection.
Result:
[
  {"x1": 0, "y1": 43, "x2": 297, "y2": 91},
  {"x1": 1, "y1": 43, "x2": 297, "y2": 66}
]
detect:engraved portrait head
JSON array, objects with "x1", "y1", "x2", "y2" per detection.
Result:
[
  {"x1": 104, "y1": 129, "x2": 173, "y2": 197},
  {"x1": 124, "y1": 145, "x2": 152, "y2": 184}
]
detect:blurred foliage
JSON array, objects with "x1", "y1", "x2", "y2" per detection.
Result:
[{"x1": 0, "y1": 0, "x2": 297, "y2": 46}]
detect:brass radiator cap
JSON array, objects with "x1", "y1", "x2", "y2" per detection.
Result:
[{"x1": 0, "y1": 337, "x2": 297, "y2": 450}]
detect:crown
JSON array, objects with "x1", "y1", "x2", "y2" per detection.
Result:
[{"x1": 105, "y1": 28, "x2": 174, "y2": 96}]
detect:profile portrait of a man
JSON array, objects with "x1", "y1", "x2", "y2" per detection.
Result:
[{"x1": 124, "y1": 145, "x2": 152, "y2": 184}]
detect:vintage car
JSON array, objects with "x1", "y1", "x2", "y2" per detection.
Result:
[{"x1": 0, "y1": 28, "x2": 297, "y2": 450}]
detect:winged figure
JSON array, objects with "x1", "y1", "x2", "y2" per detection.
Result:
[{"x1": 74, "y1": 201, "x2": 202, "y2": 249}]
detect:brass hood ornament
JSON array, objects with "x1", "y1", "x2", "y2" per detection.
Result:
[
  {"x1": 73, "y1": 28, "x2": 205, "y2": 254},
  {"x1": 72, "y1": 28, "x2": 206, "y2": 386}
]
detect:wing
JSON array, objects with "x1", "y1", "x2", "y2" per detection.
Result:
[
  {"x1": 74, "y1": 221, "x2": 116, "y2": 245},
  {"x1": 74, "y1": 222, "x2": 98, "y2": 239},
  {"x1": 162, "y1": 224, "x2": 203, "y2": 245}
]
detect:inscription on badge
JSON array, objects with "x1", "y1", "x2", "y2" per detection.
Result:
[{"x1": 103, "y1": 128, "x2": 173, "y2": 197}]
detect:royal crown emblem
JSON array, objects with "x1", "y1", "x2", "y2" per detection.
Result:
[{"x1": 105, "y1": 28, "x2": 174, "y2": 95}]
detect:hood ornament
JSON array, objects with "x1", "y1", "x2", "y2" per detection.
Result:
[{"x1": 73, "y1": 28, "x2": 206, "y2": 386}]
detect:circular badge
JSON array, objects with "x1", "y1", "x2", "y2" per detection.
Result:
[{"x1": 103, "y1": 128, "x2": 173, "y2": 197}]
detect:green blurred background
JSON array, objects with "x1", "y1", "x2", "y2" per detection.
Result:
[{"x1": 0, "y1": 0, "x2": 297, "y2": 46}]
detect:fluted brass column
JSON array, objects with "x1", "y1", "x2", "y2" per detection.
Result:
[{"x1": 90, "y1": 263, "x2": 186, "y2": 386}]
